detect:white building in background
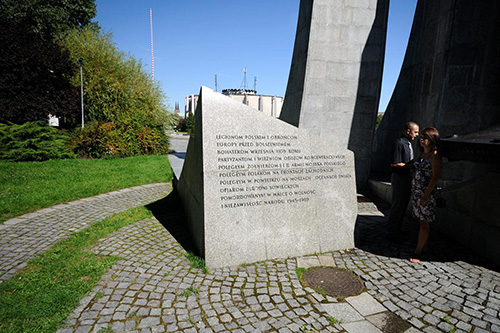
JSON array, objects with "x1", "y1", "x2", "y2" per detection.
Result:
[
  {"x1": 184, "y1": 89, "x2": 283, "y2": 118},
  {"x1": 184, "y1": 94, "x2": 199, "y2": 117}
]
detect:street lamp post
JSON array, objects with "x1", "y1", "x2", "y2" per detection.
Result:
[{"x1": 78, "y1": 58, "x2": 84, "y2": 128}]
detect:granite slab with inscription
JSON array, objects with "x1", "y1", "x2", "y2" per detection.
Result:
[{"x1": 176, "y1": 87, "x2": 357, "y2": 269}]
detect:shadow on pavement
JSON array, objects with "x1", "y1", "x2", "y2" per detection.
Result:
[
  {"x1": 170, "y1": 152, "x2": 186, "y2": 159},
  {"x1": 145, "y1": 188, "x2": 199, "y2": 256},
  {"x1": 355, "y1": 192, "x2": 499, "y2": 272},
  {"x1": 147, "y1": 188, "x2": 498, "y2": 272}
]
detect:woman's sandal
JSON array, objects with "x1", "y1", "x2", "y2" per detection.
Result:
[{"x1": 409, "y1": 253, "x2": 421, "y2": 263}]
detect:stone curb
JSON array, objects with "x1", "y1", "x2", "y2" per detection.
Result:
[{"x1": 0, "y1": 183, "x2": 170, "y2": 228}]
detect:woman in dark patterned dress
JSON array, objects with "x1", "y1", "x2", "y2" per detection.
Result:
[{"x1": 409, "y1": 127, "x2": 442, "y2": 263}]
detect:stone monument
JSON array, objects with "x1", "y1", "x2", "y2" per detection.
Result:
[
  {"x1": 175, "y1": 87, "x2": 357, "y2": 268},
  {"x1": 280, "y1": 0, "x2": 389, "y2": 189}
]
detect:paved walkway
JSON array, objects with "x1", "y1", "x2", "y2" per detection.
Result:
[
  {"x1": 2, "y1": 182, "x2": 500, "y2": 332},
  {"x1": 0, "y1": 183, "x2": 170, "y2": 283},
  {"x1": 1, "y1": 135, "x2": 500, "y2": 332}
]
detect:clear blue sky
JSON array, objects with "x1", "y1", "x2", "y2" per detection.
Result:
[{"x1": 94, "y1": 0, "x2": 417, "y2": 114}]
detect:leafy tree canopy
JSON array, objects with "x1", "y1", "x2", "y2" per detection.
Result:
[
  {"x1": 0, "y1": 16, "x2": 79, "y2": 125},
  {"x1": 61, "y1": 28, "x2": 174, "y2": 157},
  {"x1": 0, "y1": 0, "x2": 97, "y2": 41},
  {"x1": 60, "y1": 28, "x2": 170, "y2": 128}
]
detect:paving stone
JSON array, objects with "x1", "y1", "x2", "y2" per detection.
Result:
[
  {"x1": 74, "y1": 326, "x2": 92, "y2": 333},
  {"x1": 463, "y1": 307, "x2": 484, "y2": 319},
  {"x1": 81, "y1": 319, "x2": 97, "y2": 327},
  {"x1": 382, "y1": 300, "x2": 399, "y2": 312},
  {"x1": 423, "y1": 313, "x2": 440, "y2": 326},
  {"x1": 346, "y1": 293, "x2": 386, "y2": 316},
  {"x1": 321, "y1": 303, "x2": 364, "y2": 323},
  {"x1": 220, "y1": 313, "x2": 232, "y2": 323},
  {"x1": 296, "y1": 257, "x2": 320, "y2": 268},
  {"x1": 318, "y1": 254, "x2": 336, "y2": 267},
  {"x1": 456, "y1": 321, "x2": 473, "y2": 332},
  {"x1": 471, "y1": 318, "x2": 488, "y2": 329},
  {"x1": 341, "y1": 320, "x2": 382, "y2": 333},
  {"x1": 422, "y1": 327, "x2": 442, "y2": 333},
  {"x1": 484, "y1": 314, "x2": 500, "y2": 326},
  {"x1": 366, "y1": 311, "x2": 412, "y2": 332},
  {"x1": 57, "y1": 329, "x2": 73, "y2": 333},
  {"x1": 408, "y1": 317, "x2": 425, "y2": 329}
]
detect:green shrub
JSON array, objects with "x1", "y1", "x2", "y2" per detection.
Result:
[
  {"x1": 0, "y1": 122, "x2": 75, "y2": 161},
  {"x1": 70, "y1": 121, "x2": 123, "y2": 158},
  {"x1": 137, "y1": 127, "x2": 169, "y2": 155},
  {"x1": 70, "y1": 121, "x2": 169, "y2": 158}
]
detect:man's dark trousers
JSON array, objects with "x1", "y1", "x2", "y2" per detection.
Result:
[{"x1": 387, "y1": 172, "x2": 412, "y2": 236}]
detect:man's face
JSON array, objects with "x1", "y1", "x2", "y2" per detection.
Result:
[{"x1": 407, "y1": 126, "x2": 419, "y2": 140}]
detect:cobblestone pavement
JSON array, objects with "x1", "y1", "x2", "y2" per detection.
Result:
[
  {"x1": 55, "y1": 191, "x2": 499, "y2": 333},
  {"x1": 352, "y1": 198, "x2": 500, "y2": 333},
  {"x1": 0, "y1": 183, "x2": 171, "y2": 283},
  {"x1": 2, "y1": 183, "x2": 500, "y2": 332}
]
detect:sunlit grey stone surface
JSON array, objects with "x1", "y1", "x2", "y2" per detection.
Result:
[{"x1": 176, "y1": 87, "x2": 357, "y2": 269}]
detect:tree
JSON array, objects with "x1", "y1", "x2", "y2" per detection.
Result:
[
  {"x1": 376, "y1": 113, "x2": 384, "y2": 129},
  {"x1": 185, "y1": 112, "x2": 195, "y2": 134},
  {"x1": 60, "y1": 28, "x2": 173, "y2": 157},
  {"x1": 0, "y1": 0, "x2": 97, "y2": 41},
  {"x1": 60, "y1": 28, "x2": 169, "y2": 127},
  {"x1": 0, "y1": 16, "x2": 79, "y2": 125}
]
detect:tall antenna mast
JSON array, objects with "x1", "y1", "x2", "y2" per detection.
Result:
[
  {"x1": 241, "y1": 67, "x2": 248, "y2": 90},
  {"x1": 254, "y1": 76, "x2": 257, "y2": 92},
  {"x1": 150, "y1": 8, "x2": 155, "y2": 86},
  {"x1": 215, "y1": 74, "x2": 218, "y2": 92}
]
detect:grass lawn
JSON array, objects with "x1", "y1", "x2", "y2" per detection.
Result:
[{"x1": 0, "y1": 155, "x2": 173, "y2": 223}]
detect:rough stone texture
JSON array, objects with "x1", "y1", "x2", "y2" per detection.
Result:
[
  {"x1": 373, "y1": 0, "x2": 500, "y2": 173},
  {"x1": 435, "y1": 172, "x2": 500, "y2": 267},
  {"x1": 280, "y1": 0, "x2": 389, "y2": 189},
  {"x1": 176, "y1": 86, "x2": 357, "y2": 269}
]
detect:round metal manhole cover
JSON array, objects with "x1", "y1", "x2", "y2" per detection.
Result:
[{"x1": 303, "y1": 267, "x2": 364, "y2": 298}]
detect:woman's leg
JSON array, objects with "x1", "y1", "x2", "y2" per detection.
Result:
[{"x1": 410, "y1": 220, "x2": 430, "y2": 262}]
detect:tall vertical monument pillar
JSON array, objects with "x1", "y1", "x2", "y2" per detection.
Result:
[{"x1": 280, "y1": 0, "x2": 389, "y2": 189}]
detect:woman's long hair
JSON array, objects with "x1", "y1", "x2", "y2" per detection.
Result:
[{"x1": 420, "y1": 127, "x2": 441, "y2": 153}]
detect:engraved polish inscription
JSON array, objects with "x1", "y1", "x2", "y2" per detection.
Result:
[{"x1": 215, "y1": 135, "x2": 351, "y2": 209}]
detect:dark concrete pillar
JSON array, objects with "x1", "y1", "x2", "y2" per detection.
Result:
[{"x1": 372, "y1": 0, "x2": 500, "y2": 174}]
